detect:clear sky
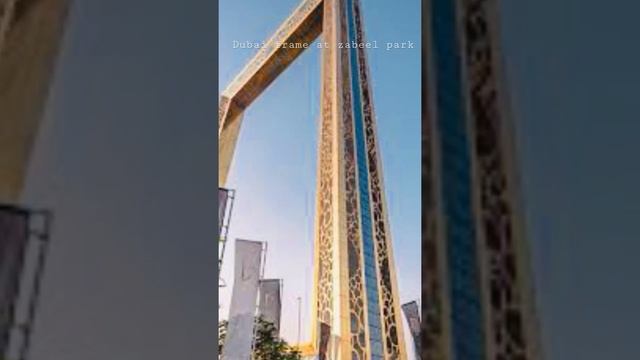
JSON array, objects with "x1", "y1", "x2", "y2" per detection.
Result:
[
  {"x1": 16, "y1": 0, "x2": 640, "y2": 359},
  {"x1": 219, "y1": 0, "x2": 421, "y2": 356}
]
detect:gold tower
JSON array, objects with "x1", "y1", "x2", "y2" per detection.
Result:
[
  {"x1": 218, "y1": 0, "x2": 407, "y2": 358},
  {"x1": 0, "y1": 0, "x2": 71, "y2": 202}
]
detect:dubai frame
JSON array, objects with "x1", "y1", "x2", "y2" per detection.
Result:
[{"x1": 218, "y1": 0, "x2": 409, "y2": 358}]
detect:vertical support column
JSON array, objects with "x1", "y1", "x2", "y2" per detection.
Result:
[
  {"x1": 346, "y1": 0, "x2": 408, "y2": 357},
  {"x1": 312, "y1": 0, "x2": 339, "y2": 357},
  {"x1": 314, "y1": 0, "x2": 374, "y2": 357},
  {"x1": 461, "y1": 0, "x2": 542, "y2": 359},
  {"x1": 218, "y1": 96, "x2": 244, "y2": 187},
  {"x1": 0, "y1": 0, "x2": 70, "y2": 203},
  {"x1": 336, "y1": 0, "x2": 369, "y2": 357},
  {"x1": 313, "y1": 0, "x2": 409, "y2": 357},
  {"x1": 329, "y1": 0, "x2": 352, "y2": 354},
  {"x1": 421, "y1": 0, "x2": 451, "y2": 358}
]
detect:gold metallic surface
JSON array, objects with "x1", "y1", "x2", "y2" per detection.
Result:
[
  {"x1": 217, "y1": 0, "x2": 322, "y2": 186},
  {"x1": 0, "y1": 0, "x2": 70, "y2": 203}
]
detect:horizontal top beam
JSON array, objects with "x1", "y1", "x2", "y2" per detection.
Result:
[{"x1": 220, "y1": 0, "x2": 323, "y2": 124}]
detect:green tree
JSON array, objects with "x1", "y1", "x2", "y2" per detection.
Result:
[{"x1": 218, "y1": 317, "x2": 301, "y2": 360}]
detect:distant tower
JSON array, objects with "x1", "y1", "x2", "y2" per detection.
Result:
[
  {"x1": 218, "y1": 0, "x2": 407, "y2": 358},
  {"x1": 0, "y1": 0, "x2": 71, "y2": 203},
  {"x1": 422, "y1": 0, "x2": 543, "y2": 359}
]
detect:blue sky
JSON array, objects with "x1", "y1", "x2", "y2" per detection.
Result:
[{"x1": 218, "y1": 0, "x2": 421, "y2": 355}]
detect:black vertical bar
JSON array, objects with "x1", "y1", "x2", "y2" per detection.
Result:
[
  {"x1": 0, "y1": 204, "x2": 30, "y2": 358},
  {"x1": 17, "y1": 210, "x2": 52, "y2": 360}
]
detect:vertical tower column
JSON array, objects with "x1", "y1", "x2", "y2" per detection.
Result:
[
  {"x1": 312, "y1": 0, "x2": 407, "y2": 358},
  {"x1": 423, "y1": 0, "x2": 543, "y2": 359},
  {"x1": 0, "y1": 0, "x2": 70, "y2": 203},
  {"x1": 218, "y1": 96, "x2": 243, "y2": 187},
  {"x1": 461, "y1": 0, "x2": 543, "y2": 359},
  {"x1": 311, "y1": 0, "x2": 341, "y2": 356}
]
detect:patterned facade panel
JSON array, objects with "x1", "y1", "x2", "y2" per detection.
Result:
[
  {"x1": 350, "y1": 0, "x2": 404, "y2": 357},
  {"x1": 338, "y1": 0, "x2": 367, "y2": 358},
  {"x1": 461, "y1": 0, "x2": 532, "y2": 359},
  {"x1": 315, "y1": 0, "x2": 336, "y2": 351},
  {"x1": 342, "y1": 0, "x2": 392, "y2": 358}
]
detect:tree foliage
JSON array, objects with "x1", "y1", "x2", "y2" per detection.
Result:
[{"x1": 218, "y1": 317, "x2": 301, "y2": 360}]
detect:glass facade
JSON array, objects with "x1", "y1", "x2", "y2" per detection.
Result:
[
  {"x1": 345, "y1": 0, "x2": 384, "y2": 357},
  {"x1": 431, "y1": 0, "x2": 486, "y2": 358}
]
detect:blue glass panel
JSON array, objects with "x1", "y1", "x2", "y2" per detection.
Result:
[
  {"x1": 345, "y1": 0, "x2": 385, "y2": 353},
  {"x1": 431, "y1": 0, "x2": 485, "y2": 358}
]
